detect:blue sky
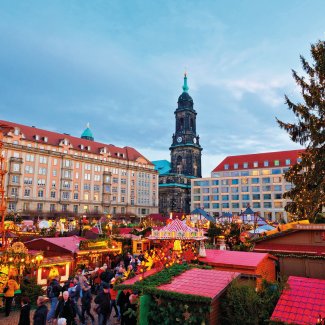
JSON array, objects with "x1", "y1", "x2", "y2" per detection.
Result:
[{"x1": 0, "y1": 1, "x2": 324, "y2": 176}]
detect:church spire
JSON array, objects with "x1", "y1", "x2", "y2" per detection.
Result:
[
  {"x1": 182, "y1": 72, "x2": 189, "y2": 93},
  {"x1": 81, "y1": 123, "x2": 94, "y2": 141}
]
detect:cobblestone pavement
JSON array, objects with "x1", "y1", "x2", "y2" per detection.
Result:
[{"x1": 0, "y1": 300, "x2": 120, "y2": 325}]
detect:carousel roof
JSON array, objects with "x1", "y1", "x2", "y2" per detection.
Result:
[{"x1": 148, "y1": 218, "x2": 206, "y2": 240}]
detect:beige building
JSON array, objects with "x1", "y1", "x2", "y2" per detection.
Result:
[
  {"x1": 191, "y1": 150, "x2": 304, "y2": 222},
  {"x1": 1, "y1": 120, "x2": 158, "y2": 219}
]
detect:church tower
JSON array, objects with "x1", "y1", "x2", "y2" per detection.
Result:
[{"x1": 170, "y1": 73, "x2": 202, "y2": 177}]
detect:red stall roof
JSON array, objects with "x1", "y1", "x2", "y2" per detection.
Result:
[
  {"x1": 199, "y1": 249, "x2": 274, "y2": 270},
  {"x1": 158, "y1": 268, "x2": 239, "y2": 298},
  {"x1": 271, "y1": 276, "x2": 325, "y2": 325},
  {"x1": 254, "y1": 243, "x2": 325, "y2": 255}
]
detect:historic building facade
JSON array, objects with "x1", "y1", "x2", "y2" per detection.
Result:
[
  {"x1": 1, "y1": 120, "x2": 159, "y2": 219},
  {"x1": 153, "y1": 74, "x2": 202, "y2": 215},
  {"x1": 191, "y1": 150, "x2": 304, "y2": 222}
]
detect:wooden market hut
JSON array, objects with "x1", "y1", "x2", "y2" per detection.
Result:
[
  {"x1": 198, "y1": 249, "x2": 277, "y2": 289},
  {"x1": 253, "y1": 223, "x2": 325, "y2": 279},
  {"x1": 271, "y1": 276, "x2": 325, "y2": 324},
  {"x1": 24, "y1": 235, "x2": 122, "y2": 280}
]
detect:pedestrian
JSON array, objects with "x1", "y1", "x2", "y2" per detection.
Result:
[
  {"x1": 109, "y1": 278, "x2": 120, "y2": 320},
  {"x1": 3, "y1": 275, "x2": 19, "y2": 317},
  {"x1": 46, "y1": 276, "x2": 62, "y2": 322},
  {"x1": 55, "y1": 291, "x2": 76, "y2": 325},
  {"x1": 117, "y1": 289, "x2": 130, "y2": 325},
  {"x1": 94, "y1": 282, "x2": 111, "y2": 325},
  {"x1": 18, "y1": 296, "x2": 31, "y2": 325},
  {"x1": 124, "y1": 294, "x2": 138, "y2": 325},
  {"x1": 68, "y1": 276, "x2": 83, "y2": 324},
  {"x1": 80, "y1": 277, "x2": 95, "y2": 325},
  {"x1": 33, "y1": 296, "x2": 48, "y2": 325}
]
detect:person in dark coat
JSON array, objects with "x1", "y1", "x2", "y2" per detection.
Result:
[
  {"x1": 33, "y1": 296, "x2": 48, "y2": 325},
  {"x1": 117, "y1": 289, "x2": 131, "y2": 325},
  {"x1": 18, "y1": 296, "x2": 31, "y2": 325},
  {"x1": 55, "y1": 291, "x2": 75, "y2": 325},
  {"x1": 94, "y1": 283, "x2": 111, "y2": 325},
  {"x1": 124, "y1": 294, "x2": 138, "y2": 325}
]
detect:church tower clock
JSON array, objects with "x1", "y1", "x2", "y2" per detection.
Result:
[{"x1": 170, "y1": 73, "x2": 202, "y2": 177}]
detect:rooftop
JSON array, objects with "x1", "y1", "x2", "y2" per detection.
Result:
[
  {"x1": 212, "y1": 149, "x2": 304, "y2": 173},
  {"x1": 158, "y1": 268, "x2": 239, "y2": 298},
  {"x1": 271, "y1": 276, "x2": 325, "y2": 325},
  {"x1": 198, "y1": 249, "x2": 273, "y2": 269}
]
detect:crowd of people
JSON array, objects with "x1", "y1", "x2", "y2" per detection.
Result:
[{"x1": 13, "y1": 252, "x2": 142, "y2": 325}]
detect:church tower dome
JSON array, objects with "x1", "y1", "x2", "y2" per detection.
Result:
[
  {"x1": 177, "y1": 73, "x2": 194, "y2": 110},
  {"x1": 81, "y1": 123, "x2": 94, "y2": 141}
]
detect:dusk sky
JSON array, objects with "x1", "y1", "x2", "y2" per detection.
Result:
[{"x1": 0, "y1": 1, "x2": 324, "y2": 176}]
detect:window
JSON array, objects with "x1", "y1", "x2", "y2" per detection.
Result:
[
  {"x1": 84, "y1": 173, "x2": 91, "y2": 180},
  {"x1": 262, "y1": 185, "x2": 271, "y2": 191},
  {"x1": 262, "y1": 169, "x2": 270, "y2": 175},
  {"x1": 262, "y1": 177, "x2": 271, "y2": 183},
  {"x1": 263, "y1": 194, "x2": 272, "y2": 200},
  {"x1": 234, "y1": 163, "x2": 238, "y2": 169},
  {"x1": 193, "y1": 196, "x2": 201, "y2": 201},
  {"x1": 26, "y1": 154, "x2": 34, "y2": 162},
  {"x1": 73, "y1": 205, "x2": 78, "y2": 213},
  {"x1": 203, "y1": 195, "x2": 209, "y2": 202},
  {"x1": 12, "y1": 175, "x2": 19, "y2": 183},
  {"x1": 13, "y1": 163, "x2": 20, "y2": 172},
  {"x1": 232, "y1": 195, "x2": 239, "y2": 200},
  {"x1": 94, "y1": 165, "x2": 101, "y2": 172},
  {"x1": 75, "y1": 172, "x2": 79, "y2": 179},
  {"x1": 272, "y1": 169, "x2": 282, "y2": 175},
  {"x1": 39, "y1": 156, "x2": 47, "y2": 164},
  {"x1": 212, "y1": 195, "x2": 219, "y2": 201},
  {"x1": 242, "y1": 194, "x2": 250, "y2": 200},
  {"x1": 62, "y1": 204, "x2": 68, "y2": 212},
  {"x1": 274, "y1": 160, "x2": 280, "y2": 166},
  {"x1": 222, "y1": 195, "x2": 229, "y2": 201},
  {"x1": 52, "y1": 169, "x2": 57, "y2": 177},
  {"x1": 231, "y1": 187, "x2": 239, "y2": 193},
  {"x1": 84, "y1": 193, "x2": 89, "y2": 200},
  {"x1": 243, "y1": 162, "x2": 248, "y2": 168},
  {"x1": 202, "y1": 188, "x2": 210, "y2": 193},
  {"x1": 53, "y1": 158, "x2": 57, "y2": 165},
  {"x1": 221, "y1": 187, "x2": 229, "y2": 193},
  {"x1": 38, "y1": 168, "x2": 46, "y2": 175},
  {"x1": 37, "y1": 203, "x2": 43, "y2": 211},
  {"x1": 274, "y1": 202, "x2": 283, "y2": 208},
  {"x1": 52, "y1": 180, "x2": 56, "y2": 188},
  {"x1": 252, "y1": 194, "x2": 260, "y2": 200},
  {"x1": 94, "y1": 194, "x2": 99, "y2": 201},
  {"x1": 253, "y1": 161, "x2": 258, "y2": 168},
  {"x1": 264, "y1": 160, "x2": 269, "y2": 167},
  {"x1": 252, "y1": 178, "x2": 259, "y2": 184},
  {"x1": 24, "y1": 189, "x2": 30, "y2": 197},
  {"x1": 222, "y1": 203, "x2": 229, "y2": 208},
  {"x1": 264, "y1": 202, "x2": 272, "y2": 208},
  {"x1": 241, "y1": 171, "x2": 249, "y2": 176},
  {"x1": 285, "y1": 159, "x2": 291, "y2": 165},
  {"x1": 224, "y1": 164, "x2": 229, "y2": 170},
  {"x1": 274, "y1": 193, "x2": 282, "y2": 199},
  {"x1": 62, "y1": 181, "x2": 70, "y2": 189},
  {"x1": 37, "y1": 179, "x2": 45, "y2": 186},
  {"x1": 211, "y1": 180, "x2": 219, "y2": 185},
  {"x1": 64, "y1": 159, "x2": 71, "y2": 167},
  {"x1": 94, "y1": 185, "x2": 100, "y2": 191},
  {"x1": 212, "y1": 188, "x2": 219, "y2": 193},
  {"x1": 232, "y1": 179, "x2": 239, "y2": 185},
  {"x1": 253, "y1": 202, "x2": 260, "y2": 208},
  {"x1": 241, "y1": 186, "x2": 249, "y2": 192},
  {"x1": 74, "y1": 184, "x2": 78, "y2": 190},
  {"x1": 241, "y1": 177, "x2": 248, "y2": 184},
  {"x1": 25, "y1": 166, "x2": 33, "y2": 174},
  {"x1": 50, "y1": 191, "x2": 56, "y2": 198},
  {"x1": 203, "y1": 203, "x2": 210, "y2": 209},
  {"x1": 232, "y1": 203, "x2": 240, "y2": 209},
  {"x1": 62, "y1": 192, "x2": 70, "y2": 200},
  {"x1": 85, "y1": 163, "x2": 91, "y2": 170},
  {"x1": 24, "y1": 177, "x2": 33, "y2": 185},
  {"x1": 76, "y1": 162, "x2": 80, "y2": 168},
  {"x1": 212, "y1": 203, "x2": 219, "y2": 209},
  {"x1": 63, "y1": 170, "x2": 71, "y2": 178},
  {"x1": 74, "y1": 193, "x2": 79, "y2": 200},
  {"x1": 94, "y1": 175, "x2": 101, "y2": 182},
  {"x1": 50, "y1": 204, "x2": 55, "y2": 212},
  {"x1": 113, "y1": 177, "x2": 118, "y2": 184},
  {"x1": 252, "y1": 186, "x2": 260, "y2": 192},
  {"x1": 251, "y1": 170, "x2": 260, "y2": 176},
  {"x1": 38, "y1": 189, "x2": 44, "y2": 197}
]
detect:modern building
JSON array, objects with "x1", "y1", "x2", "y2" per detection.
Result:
[
  {"x1": 153, "y1": 74, "x2": 202, "y2": 215},
  {"x1": 191, "y1": 149, "x2": 304, "y2": 221},
  {"x1": 0, "y1": 120, "x2": 159, "y2": 219}
]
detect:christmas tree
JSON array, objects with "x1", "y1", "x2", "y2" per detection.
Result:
[{"x1": 277, "y1": 40, "x2": 325, "y2": 221}]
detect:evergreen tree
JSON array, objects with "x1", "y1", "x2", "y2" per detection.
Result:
[{"x1": 276, "y1": 40, "x2": 325, "y2": 221}]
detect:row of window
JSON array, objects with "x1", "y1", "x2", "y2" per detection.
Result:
[
  {"x1": 193, "y1": 193, "x2": 283, "y2": 201},
  {"x1": 223, "y1": 158, "x2": 299, "y2": 170},
  {"x1": 195, "y1": 202, "x2": 282, "y2": 209},
  {"x1": 193, "y1": 184, "x2": 290, "y2": 194}
]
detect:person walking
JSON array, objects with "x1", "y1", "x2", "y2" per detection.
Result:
[
  {"x1": 33, "y1": 296, "x2": 48, "y2": 325},
  {"x1": 94, "y1": 283, "x2": 111, "y2": 325},
  {"x1": 18, "y1": 296, "x2": 31, "y2": 325},
  {"x1": 109, "y1": 278, "x2": 120, "y2": 320},
  {"x1": 46, "y1": 276, "x2": 62, "y2": 322},
  {"x1": 55, "y1": 291, "x2": 76, "y2": 325},
  {"x1": 3, "y1": 275, "x2": 19, "y2": 317},
  {"x1": 80, "y1": 278, "x2": 95, "y2": 325}
]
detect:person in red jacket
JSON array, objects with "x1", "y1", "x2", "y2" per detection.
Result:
[{"x1": 110, "y1": 277, "x2": 120, "y2": 319}]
